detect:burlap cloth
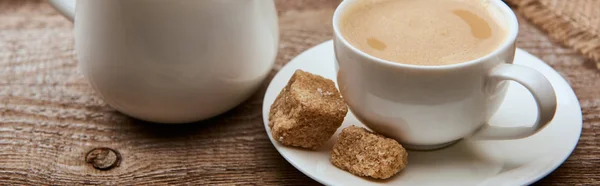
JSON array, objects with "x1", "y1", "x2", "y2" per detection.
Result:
[
  {"x1": 506, "y1": 0, "x2": 600, "y2": 68},
  {"x1": 0, "y1": 0, "x2": 598, "y2": 185}
]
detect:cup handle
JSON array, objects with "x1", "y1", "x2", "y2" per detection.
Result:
[{"x1": 470, "y1": 63, "x2": 557, "y2": 140}]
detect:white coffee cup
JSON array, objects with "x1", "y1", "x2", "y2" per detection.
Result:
[
  {"x1": 333, "y1": 0, "x2": 557, "y2": 150},
  {"x1": 58, "y1": 0, "x2": 279, "y2": 123}
]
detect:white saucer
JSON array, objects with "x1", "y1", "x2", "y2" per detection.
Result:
[
  {"x1": 48, "y1": 0, "x2": 75, "y2": 21},
  {"x1": 262, "y1": 40, "x2": 582, "y2": 186}
]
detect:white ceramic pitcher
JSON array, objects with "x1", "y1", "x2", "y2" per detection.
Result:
[{"x1": 51, "y1": 0, "x2": 279, "y2": 123}]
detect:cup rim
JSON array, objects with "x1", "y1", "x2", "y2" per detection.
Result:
[{"x1": 332, "y1": 0, "x2": 519, "y2": 70}]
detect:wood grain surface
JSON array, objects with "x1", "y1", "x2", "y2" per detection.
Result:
[{"x1": 0, "y1": 0, "x2": 598, "y2": 185}]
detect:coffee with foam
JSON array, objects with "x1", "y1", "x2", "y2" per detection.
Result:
[{"x1": 340, "y1": 0, "x2": 506, "y2": 66}]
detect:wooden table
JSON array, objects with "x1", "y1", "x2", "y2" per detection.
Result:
[{"x1": 0, "y1": 0, "x2": 598, "y2": 185}]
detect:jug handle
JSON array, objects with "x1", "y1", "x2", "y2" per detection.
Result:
[{"x1": 49, "y1": 0, "x2": 75, "y2": 22}]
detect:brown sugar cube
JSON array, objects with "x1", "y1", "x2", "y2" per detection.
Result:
[
  {"x1": 331, "y1": 126, "x2": 408, "y2": 179},
  {"x1": 269, "y1": 70, "x2": 348, "y2": 150}
]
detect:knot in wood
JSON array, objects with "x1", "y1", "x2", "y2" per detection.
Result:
[{"x1": 85, "y1": 147, "x2": 121, "y2": 170}]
